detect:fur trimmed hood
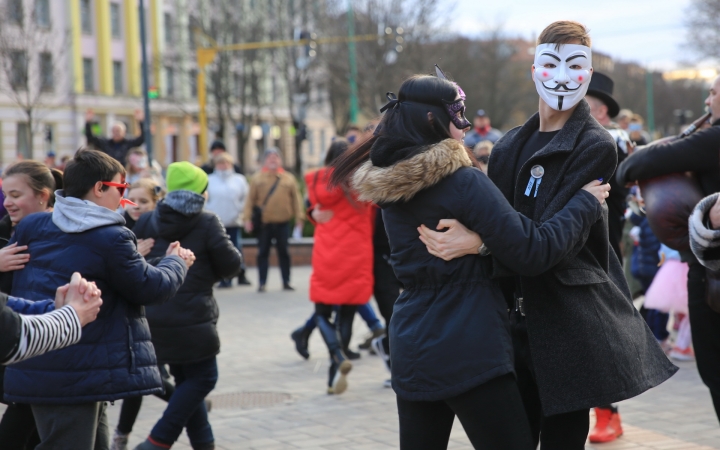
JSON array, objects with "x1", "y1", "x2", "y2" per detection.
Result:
[{"x1": 351, "y1": 139, "x2": 473, "y2": 204}]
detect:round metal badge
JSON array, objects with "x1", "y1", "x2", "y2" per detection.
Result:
[{"x1": 530, "y1": 165, "x2": 544, "y2": 179}]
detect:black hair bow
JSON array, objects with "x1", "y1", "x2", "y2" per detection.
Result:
[{"x1": 379, "y1": 92, "x2": 400, "y2": 113}]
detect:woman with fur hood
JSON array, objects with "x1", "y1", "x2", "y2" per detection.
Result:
[{"x1": 330, "y1": 74, "x2": 610, "y2": 449}]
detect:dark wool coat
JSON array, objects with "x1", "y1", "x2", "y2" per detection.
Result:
[
  {"x1": 488, "y1": 100, "x2": 677, "y2": 416},
  {"x1": 133, "y1": 193, "x2": 243, "y2": 364},
  {"x1": 351, "y1": 139, "x2": 603, "y2": 401}
]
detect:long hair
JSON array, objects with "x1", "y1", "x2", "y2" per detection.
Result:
[{"x1": 330, "y1": 75, "x2": 462, "y2": 187}]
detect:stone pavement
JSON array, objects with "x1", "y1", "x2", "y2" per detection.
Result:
[{"x1": 3, "y1": 266, "x2": 720, "y2": 449}]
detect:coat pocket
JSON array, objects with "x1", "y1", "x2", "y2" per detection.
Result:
[{"x1": 554, "y1": 268, "x2": 609, "y2": 286}]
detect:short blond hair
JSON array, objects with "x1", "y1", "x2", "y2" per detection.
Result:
[
  {"x1": 213, "y1": 152, "x2": 233, "y2": 165},
  {"x1": 538, "y1": 21, "x2": 591, "y2": 48},
  {"x1": 112, "y1": 121, "x2": 127, "y2": 134}
]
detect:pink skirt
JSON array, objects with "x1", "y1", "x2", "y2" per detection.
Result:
[{"x1": 643, "y1": 259, "x2": 689, "y2": 314}]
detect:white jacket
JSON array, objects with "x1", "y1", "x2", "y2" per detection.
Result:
[{"x1": 206, "y1": 170, "x2": 249, "y2": 228}]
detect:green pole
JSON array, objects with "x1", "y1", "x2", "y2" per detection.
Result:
[
  {"x1": 347, "y1": 0, "x2": 359, "y2": 124},
  {"x1": 645, "y1": 70, "x2": 655, "y2": 136}
]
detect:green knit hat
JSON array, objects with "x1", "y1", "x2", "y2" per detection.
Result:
[{"x1": 166, "y1": 161, "x2": 208, "y2": 194}]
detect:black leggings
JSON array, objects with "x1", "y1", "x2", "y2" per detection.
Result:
[{"x1": 396, "y1": 373, "x2": 534, "y2": 450}]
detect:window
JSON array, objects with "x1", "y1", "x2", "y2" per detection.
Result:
[
  {"x1": 9, "y1": 0, "x2": 23, "y2": 25},
  {"x1": 113, "y1": 61, "x2": 123, "y2": 94},
  {"x1": 110, "y1": 3, "x2": 121, "y2": 38},
  {"x1": 80, "y1": 0, "x2": 92, "y2": 34},
  {"x1": 189, "y1": 69, "x2": 197, "y2": 97},
  {"x1": 35, "y1": 0, "x2": 50, "y2": 28},
  {"x1": 82, "y1": 58, "x2": 94, "y2": 92},
  {"x1": 164, "y1": 13, "x2": 173, "y2": 45},
  {"x1": 10, "y1": 51, "x2": 27, "y2": 90},
  {"x1": 166, "y1": 67, "x2": 174, "y2": 97},
  {"x1": 17, "y1": 123, "x2": 31, "y2": 159},
  {"x1": 40, "y1": 53, "x2": 53, "y2": 91}
]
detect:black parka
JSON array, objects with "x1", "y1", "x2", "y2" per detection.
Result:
[
  {"x1": 133, "y1": 191, "x2": 242, "y2": 364},
  {"x1": 488, "y1": 100, "x2": 677, "y2": 416},
  {"x1": 351, "y1": 138, "x2": 603, "y2": 401}
]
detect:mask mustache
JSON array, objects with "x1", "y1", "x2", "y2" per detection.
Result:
[{"x1": 542, "y1": 81, "x2": 582, "y2": 93}]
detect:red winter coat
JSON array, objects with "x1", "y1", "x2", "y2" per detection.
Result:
[{"x1": 306, "y1": 167, "x2": 374, "y2": 305}]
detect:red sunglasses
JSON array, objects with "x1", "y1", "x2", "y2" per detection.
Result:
[{"x1": 101, "y1": 181, "x2": 137, "y2": 208}]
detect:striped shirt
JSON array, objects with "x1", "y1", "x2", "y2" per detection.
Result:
[{"x1": 2, "y1": 306, "x2": 82, "y2": 365}]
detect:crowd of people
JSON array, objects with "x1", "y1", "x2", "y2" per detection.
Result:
[{"x1": 0, "y1": 17, "x2": 720, "y2": 450}]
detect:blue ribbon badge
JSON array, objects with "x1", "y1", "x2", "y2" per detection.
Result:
[{"x1": 524, "y1": 165, "x2": 545, "y2": 198}]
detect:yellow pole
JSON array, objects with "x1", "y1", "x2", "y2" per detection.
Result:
[
  {"x1": 95, "y1": 0, "x2": 113, "y2": 94},
  {"x1": 69, "y1": 0, "x2": 83, "y2": 93},
  {"x1": 124, "y1": 0, "x2": 141, "y2": 96},
  {"x1": 196, "y1": 48, "x2": 217, "y2": 163}
]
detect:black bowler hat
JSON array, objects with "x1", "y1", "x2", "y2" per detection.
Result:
[{"x1": 586, "y1": 72, "x2": 620, "y2": 118}]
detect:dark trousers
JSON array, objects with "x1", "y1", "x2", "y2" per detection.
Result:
[
  {"x1": 0, "y1": 402, "x2": 40, "y2": 449},
  {"x1": 396, "y1": 373, "x2": 534, "y2": 450},
  {"x1": 637, "y1": 274, "x2": 670, "y2": 341},
  {"x1": 117, "y1": 365, "x2": 176, "y2": 434},
  {"x1": 257, "y1": 222, "x2": 290, "y2": 286},
  {"x1": 224, "y1": 226, "x2": 246, "y2": 271},
  {"x1": 373, "y1": 252, "x2": 402, "y2": 354},
  {"x1": 32, "y1": 402, "x2": 109, "y2": 450},
  {"x1": 150, "y1": 357, "x2": 218, "y2": 447},
  {"x1": 687, "y1": 263, "x2": 720, "y2": 422},
  {"x1": 513, "y1": 314, "x2": 590, "y2": 449}
]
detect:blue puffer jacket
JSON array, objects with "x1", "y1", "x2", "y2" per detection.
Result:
[
  {"x1": 630, "y1": 213, "x2": 661, "y2": 280},
  {"x1": 3, "y1": 191, "x2": 187, "y2": 405}
]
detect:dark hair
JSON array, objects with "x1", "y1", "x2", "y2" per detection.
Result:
[
  {"x1": 4, "y1": 161, "x2": 58, "y2": 205},
  {"x1": 324, "y1": 139, "x2": 349, "y2": 166},
  {"x1": 330, "y1": 75, "x2": 462, "y2": 186},
  {"x1": 63, "y1": 148, "x2": 126, "y2": 199}
]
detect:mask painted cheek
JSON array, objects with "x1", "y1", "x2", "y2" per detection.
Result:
[
  {"x1": 572, "y1": 70, "x2": 592, "y2": 84},
  {"x1": 535, "y1": 69, "x2": 555, "y2": 82}
]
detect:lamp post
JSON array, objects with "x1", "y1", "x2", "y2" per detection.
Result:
[
  {"x1": 139, "y1": 0, "x2": 153, "y2": 161},
  {"x1": 347, "y1": 0, "x2": 359, "y2": 124}
]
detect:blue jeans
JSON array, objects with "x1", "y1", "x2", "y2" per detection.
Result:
[
  {"x1": 301, "y1": 302, "x2": 383, "y2": 334},
  {"x1": 150, "y1": 357, "x2": 218, "y2": 447},
  {"x1": 224, "y1": 226, "x2": 246, "y2": 271}
]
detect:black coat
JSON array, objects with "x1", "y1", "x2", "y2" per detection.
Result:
[
  {"x1": 133, "y1": 193, "x2": 243, "y2": 364},
  {"x1": 352, "y1": 138, "x2": 603, "y2": 401},
  {"x1": 488, "y1": 100, "x2": 677, "y2": 415}
]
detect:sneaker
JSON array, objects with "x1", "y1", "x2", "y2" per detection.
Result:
[
  {"x1": 669, "y1": 346, "x2": 695, "y2": 361},
  {"x1": 359, "y1": 328, "x2": 386, "y2": 350},
  {"x1": 258, "y1": 285, "x2": 266, "y2": 293},
  {"x1": 283, "y1": 284, "x2": 295, "y2": 291},
  {"x1": 371, "y1": 336, "x2": 391, "y2": 373},
  {"x1": 237, "y1": 275, "x2": 252, "y2": 286},
  {"x1": 110, "y1": 430, "x2": 129, "y2": 450},
  {"x1": 589, "y1": 408, "x2": 623, "y2": 443},
  {"x1": 133, "y1": 437, "x2": 169, "y2": 450},
  {"x1": 332, "y1": 360, "x2": 353, "y2": 395},
  {"x1": 344, "y1": 348, "x2": 361, "y2": 360},
  {"x1": 383, "y1": 378, "x2": 392, "y2": 388},
  {"x1": 217, "y1": 280, "x2": 232, "y2": 289}
]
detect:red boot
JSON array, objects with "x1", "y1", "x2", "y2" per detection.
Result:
[{"x1": 589, "y1": 407, "x2": 624, "y2": 443}]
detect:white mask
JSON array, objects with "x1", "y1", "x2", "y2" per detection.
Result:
[{"x1": 533, "y1": 43, "x2": 593, "y2": 111}]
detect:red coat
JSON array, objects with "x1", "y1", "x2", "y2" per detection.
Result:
[{"x1": 306, "y1": 168, "x2": 374, "y2": 305}]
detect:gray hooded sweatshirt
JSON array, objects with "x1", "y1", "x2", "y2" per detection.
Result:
[{"x1": 52, "y1": 190, "x2": 126, "y2": 233}]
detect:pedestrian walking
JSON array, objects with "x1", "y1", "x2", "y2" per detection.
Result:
[
  {"x1": 206, "y1": 152, "x2": 251, "y2": 287},
  {"x1": 85, "y1": 109, "x2": 146, "y2": 165},
  {"x1": 417, "y1": 22, "x2": 677, "y2": 449},
  {"x1": 132, "y1": 162, "x2": 242, "y2": 450},
  {"x1": 330, "y1": 70, "x2": 611, "y2": 449},
  {"x1": 243, "y1": 148, "x2": 304, "y2": 292}
]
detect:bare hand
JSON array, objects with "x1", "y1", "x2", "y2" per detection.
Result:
[
  {"x1": 178, "y1": 247, "x2": 196, "y2": 269},
  {"x1": 418, "y1": 219, "x2": 483, "y2": 262},
  {"x1": 134, "y1": 109, "x2": 145, "y2": 122},
  {"x1": 582, "y1": 180, "x2": 611, "y2": 204},
  {"x1": 166, "y1": 241, "x2": 181, "y2": 257},
  {"x1": 137, "y1": 238, "x2": 155, "y2": 257},
  {"x1": 0, "y1": 243, "x2": 30, "y2": 272},
  {"x1": 60, "y1": 273, "x2": 103, "y2": 326},
  {"x1": 710, "y1": 195, "x2": 720, "y2": 229},
  {"x1": 244, "y1": 221, "x2": 254, "y2": 233},
  {"x1": 85, "y1": 109, "x2": 94, "y2": 122},
  {"x1": 311, "y1": 205, "x2": 334, "y2": 224}
]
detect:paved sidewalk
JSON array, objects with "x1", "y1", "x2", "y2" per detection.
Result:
[{"x1": 3, "y1": 266, "x2": 719, "y2": 449}]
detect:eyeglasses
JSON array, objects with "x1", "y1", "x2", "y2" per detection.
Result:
[
  {"x1": 476, "y1": 155, "x2": 490, "y2": 164},
  {"x1": 101, "y1": 181, "x2": 130, "y2": 197}
]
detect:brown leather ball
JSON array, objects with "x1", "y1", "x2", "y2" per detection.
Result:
[{"x1": 639, "y1": 173, "x2": 704, "y2": 252}]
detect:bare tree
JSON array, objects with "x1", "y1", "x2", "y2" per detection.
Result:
[
  {"x1": 685, "y1": 0, "x2": 720, "y2": 61},
  {"x1": 0, "y1": 0, "x2": 69, "y2": 158}
]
